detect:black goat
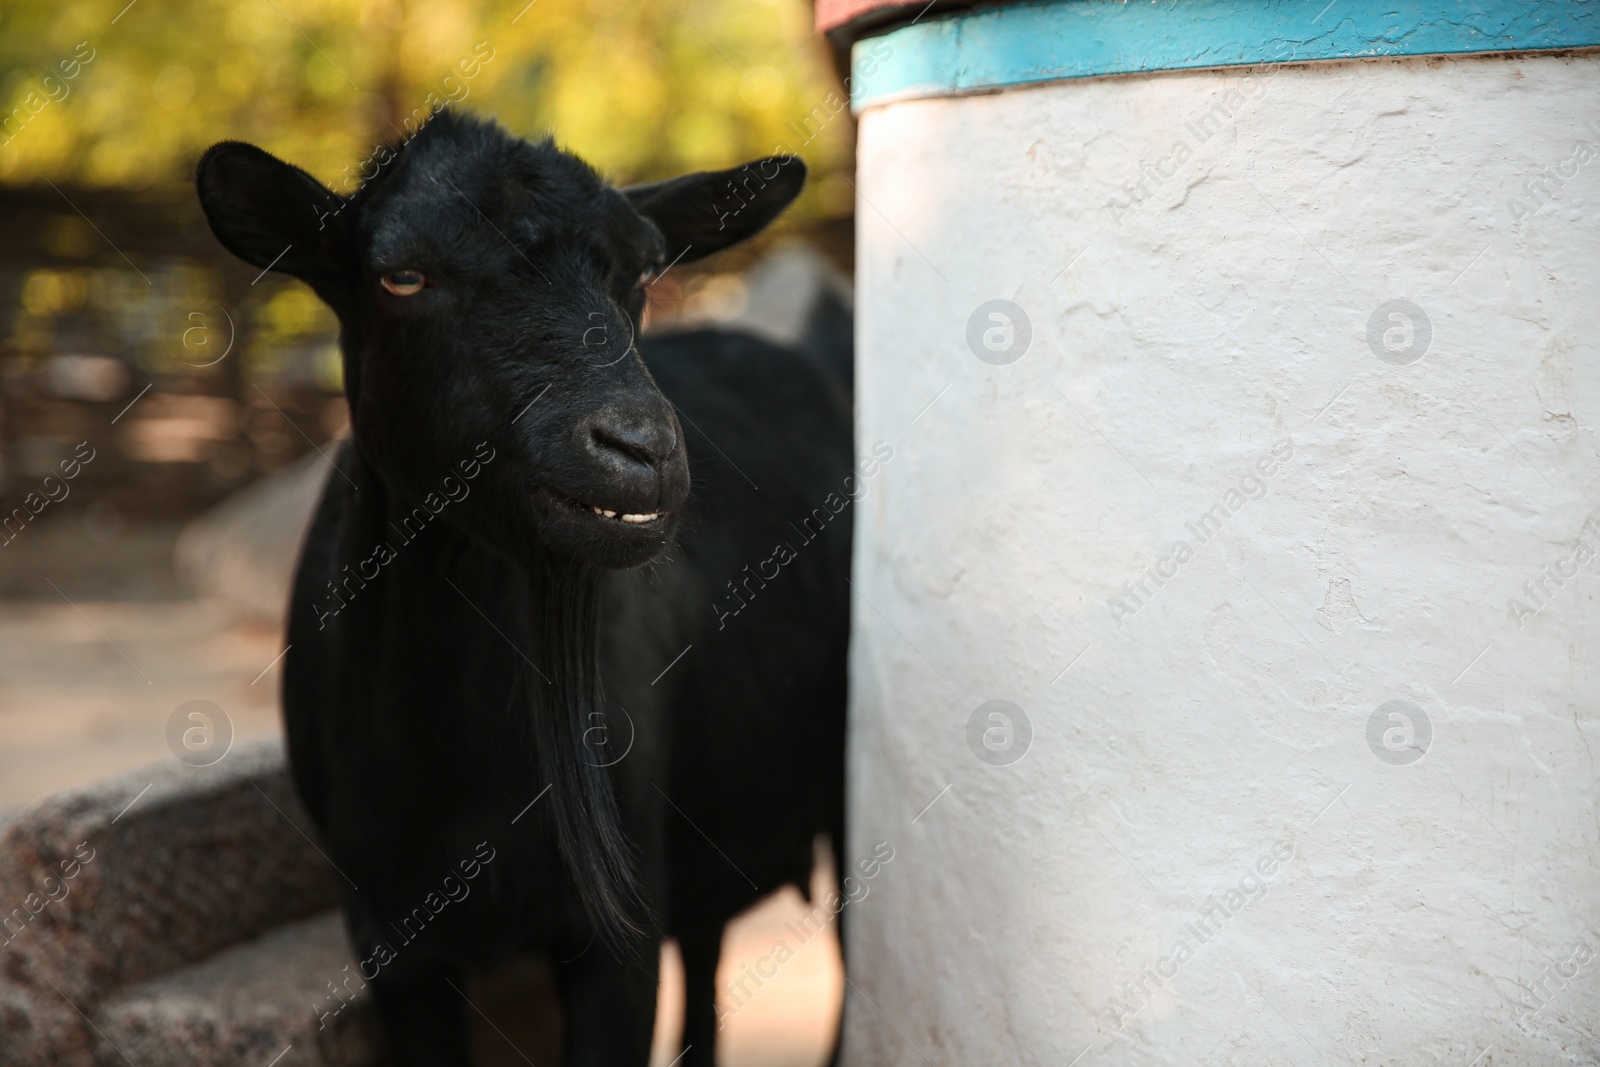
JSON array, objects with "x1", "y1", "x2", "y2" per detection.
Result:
[{"x1": 196, "y1": 110, "x2": 853, "y2": 1067}]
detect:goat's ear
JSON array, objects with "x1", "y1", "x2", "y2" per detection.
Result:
[
  {"x1": 196, "y1": 142, "x2": 349, "y2": 291},
  {"x1": 625, "y1": 155, "x2": 806, "y2": 264}
]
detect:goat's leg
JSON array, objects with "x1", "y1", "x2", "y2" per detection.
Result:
[
  {"x1": 554, "y1": 939, "x2": 659, "y2": 1067},
  {"x1": 367, "y1": 960, "x2": 472, "y2": 1067},
  {"x1": 677, "y1": 925, "x2": 724, "y2": 1067}
]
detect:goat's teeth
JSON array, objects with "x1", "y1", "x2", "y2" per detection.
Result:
[{"x1": 585, "y1": 505, "x2": 658, "y2": 523}]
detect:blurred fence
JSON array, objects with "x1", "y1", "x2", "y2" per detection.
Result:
[{"x1": 0, "y1": 183, "x2": 340, "y2": 528}]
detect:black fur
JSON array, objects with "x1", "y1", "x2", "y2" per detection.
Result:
[{"x1": 196, "y1": 110, "x2": 849, "y2": 1067}]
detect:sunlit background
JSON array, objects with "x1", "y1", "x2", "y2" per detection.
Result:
[
  {"x1": 0, "y1": 0, "x2": 852, "y2": 536},
  {"x1": 0, "y1": 1, "x2": 853, "y2": 1063}
]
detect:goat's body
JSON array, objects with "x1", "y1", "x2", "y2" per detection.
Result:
[{"x1": 284, "y1": 321, "x2": 851, "y2": 1065}]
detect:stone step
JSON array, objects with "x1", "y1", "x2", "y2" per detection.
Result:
[
  {"x1": 0, "y1": 738, "x2": 569, "y2": 1066},
  {"x1": 95, "y1": 911, "x2": 381, "y2": 1067},
  {"x1": 93, "y1": 912, "x2": 566, "y2": 1067},
  {"x1": 0, "y1": 739, "x2": 339, "y2": 1064}
]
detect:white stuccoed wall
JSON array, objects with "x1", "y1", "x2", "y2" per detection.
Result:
[{"x1": 845, "y1": 54, "x2": 1600, "y2": 1065}]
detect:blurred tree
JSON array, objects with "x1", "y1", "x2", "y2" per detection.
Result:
[{"x1": 0, "y1": 0, "x2": 852, "y2": 218}]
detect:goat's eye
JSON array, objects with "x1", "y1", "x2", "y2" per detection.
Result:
[{"x1": 381, "y1": 271, "x2": 427, "y2": 296}]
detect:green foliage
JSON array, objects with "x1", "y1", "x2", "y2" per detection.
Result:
[{"x1": 0, "y1": 0, "x2": 850, "y2": 217}]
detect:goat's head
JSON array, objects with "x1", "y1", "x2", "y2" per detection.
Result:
[{"x1": 196, "y1": 110, "x2": 805, "y2": 569}]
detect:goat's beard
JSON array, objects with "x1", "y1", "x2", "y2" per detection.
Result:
[{"x1": 524, "y1": 554, "x2": 651, "y2": 950}]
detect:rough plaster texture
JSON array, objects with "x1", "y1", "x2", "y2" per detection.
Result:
[{"x1": 845, "y1": 54, "x2": 1600, "y2": 1066}]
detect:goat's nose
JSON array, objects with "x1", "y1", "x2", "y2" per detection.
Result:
[{"x1": 589, "y1": 416, "x2": 677, "y2": 469}]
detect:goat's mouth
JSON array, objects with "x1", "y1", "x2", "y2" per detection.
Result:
[
  {"x1": 529, "y1": 461, "x2": 687, "y2": 566},
  {"x1": 588, "y1": 505, "x2": 663, "y2": 525},
  {"x1": 541, "y1": 488, "x2": 675, "y2": 533},
  {"x1": 565, "y1": 496, "x2": 668, "y2": 528}
]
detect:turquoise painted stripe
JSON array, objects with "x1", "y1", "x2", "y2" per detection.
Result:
[{"x1": 850, "y1": 0, "x2": 1600, "y2": 110}]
